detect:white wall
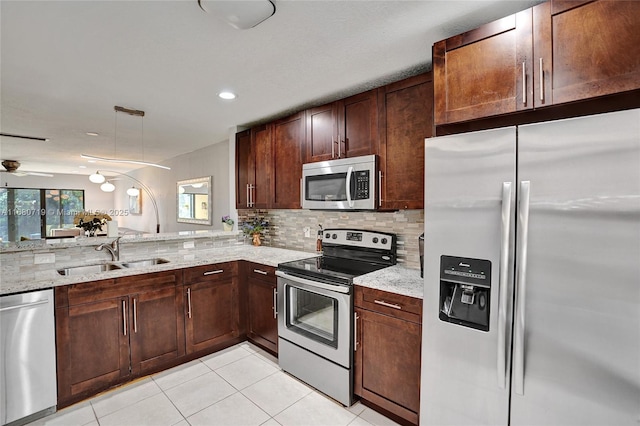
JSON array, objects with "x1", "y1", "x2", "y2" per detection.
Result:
[
  {"x1": 112, "y1": 140, "x2": 230, "y2": 233},
  {"x1": 0, "y1": 172, "x2": 115, "y2": 212}
]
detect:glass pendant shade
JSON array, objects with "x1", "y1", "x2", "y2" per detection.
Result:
[
  {"x1": 100, "y1": 181, "x2": 115, "y2": 192},
  {"x1": 89, "y1": 172, "x2": 106, "y2": 183},
  {"x1": 127, "y1": 186, "x2": 140, "y2": 196}
]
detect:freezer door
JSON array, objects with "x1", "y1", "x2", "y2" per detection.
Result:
[
  {"x1": 512, "y1": 109, "x2": 640, "y2": 425},
  {"x1": 421, "y1": 127, "x2": 516, "y2": 425}
]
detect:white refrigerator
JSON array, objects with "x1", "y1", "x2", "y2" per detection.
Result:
[{"x1": 420, "y1": 109, "x2": 640, "y2": 425}]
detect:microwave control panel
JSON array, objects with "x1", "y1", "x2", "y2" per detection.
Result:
[{"x1": 353, "y1": 171, "x2": 370, "y2": 199}]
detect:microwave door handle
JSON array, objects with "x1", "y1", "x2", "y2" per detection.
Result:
[{"x1": 346, "y1": 166, "x2": 354, "y2": 207}]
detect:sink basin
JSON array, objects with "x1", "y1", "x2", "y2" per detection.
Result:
[
  {"x1": 57, "y1": 263, "x2": 122, "y2": 276},
  {"x1": 121, "y1": 258, "x2": 170, "y2": 268}
]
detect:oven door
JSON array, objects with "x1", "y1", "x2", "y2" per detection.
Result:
[{"x1": 276, "y1": 271, "x2": 352, "y2": 368}]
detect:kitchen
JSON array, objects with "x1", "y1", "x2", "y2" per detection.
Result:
[{"x1": 1, "y1": 1, "x2": 639, "y2": 426}]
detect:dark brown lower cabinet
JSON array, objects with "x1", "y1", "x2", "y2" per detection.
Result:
[
  {"x1": 354, "y1": 286, "x2": 422, "y2": 426},
  {"x1": 56, "y1": 271, "x2": 184, "y2": 408},
  {"x1": 244, "y1": 262, "x2": 278, "y2": 354},
  {"x1": 184, "y1": 262, "x2": 239, "y2": 355}
]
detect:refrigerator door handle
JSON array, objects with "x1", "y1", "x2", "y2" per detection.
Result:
[
  {"x1": 497, "y1": 181, "x2": 512, "y2": 389},
  {"x1": 514, "y1": 180, "x2": 531, "y2": 395}
]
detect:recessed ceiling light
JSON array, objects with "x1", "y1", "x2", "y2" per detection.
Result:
[
  {"x1": 218, "y1": 91, "x2": 237, "y2": 100},
  {"x1": 86, "y1": 132, "x2": 99, "y2": 136},
  {"x1": 79, "y1": 165, "x2": 87, "y2": 169},
  {"x1": 87, "y1": 160, "x2": 96, "y2": 163}
]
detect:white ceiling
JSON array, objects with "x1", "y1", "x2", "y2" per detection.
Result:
[{"x1": 1, "y1": 0, "x2": 543, "y2": 176}]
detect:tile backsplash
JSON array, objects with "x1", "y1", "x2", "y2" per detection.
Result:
[{"x1": 238, "y1": 209, "x2": 424, "y2": 269}]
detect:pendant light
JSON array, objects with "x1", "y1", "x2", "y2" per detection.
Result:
[
  {"x1": 82, "y1": 106, "x2": 170, "y2": 170},
  {"x1": 126, "y1": 186, "x2": 140, "y2": 196},
  {"x1": 100, "y1": 181, "x2": 115, "y2": 192},
  {"x1": 89, "y1": 171, "x2": 105, "y2": 183}
]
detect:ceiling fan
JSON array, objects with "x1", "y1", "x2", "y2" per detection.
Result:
[{"x1": 1, "y1": 160, "x2": 54, "y2": 177}]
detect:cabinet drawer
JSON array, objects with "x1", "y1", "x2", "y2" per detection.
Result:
[
  {"x1": 355, "y1": 286, "x2": 422, "y2": 324},
  {"x1": 184, "y1": 262, "x2": 237, "y2": 284},
  {"x1": 245, "y1": 263, "x2": 276, "y2": 284}
]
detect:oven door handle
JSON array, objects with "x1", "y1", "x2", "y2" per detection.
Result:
[
  {"x1": 345, "y1": 166, "x2": 354, "y2": 208},
  {"x1": 275, "y1": 270, "x2": 350, "y2": 294}
]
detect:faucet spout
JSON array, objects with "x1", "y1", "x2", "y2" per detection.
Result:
[{"x1": 95, "y1": 237, "x2": 121, "y2": 261}]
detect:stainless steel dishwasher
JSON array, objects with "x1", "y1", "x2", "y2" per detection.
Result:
[{"x1": 1, "y1": 289, "x2": 57, "y2": 425}]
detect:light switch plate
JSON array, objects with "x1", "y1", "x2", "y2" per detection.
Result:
[
  {"x1": 303, "y1": 227, "x2": 311, "y2": 238},
  {"x1": 183, "y1": 241, "x2": 195, "y2": 249},
  {"x1": 34, "y1": 253, "x2": 55, "y2": 264}
]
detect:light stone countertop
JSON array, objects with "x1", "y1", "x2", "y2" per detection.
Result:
[
  {"x1": 1, "y1": 243, "x2": 423, "y2": 300},
  {"x1": 0, "y1": 245, "x2": 314, "y2": 295},
  {"x1": 353, "y1": 265, "x2": 424, "y2": 299}
]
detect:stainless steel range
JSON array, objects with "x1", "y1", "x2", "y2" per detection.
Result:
[{"x1": 276, "y1": 229, "x2": 397, "y2": 406}]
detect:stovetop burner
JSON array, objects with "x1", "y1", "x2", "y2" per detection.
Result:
[{"x1": 277, "y1": 229, "x2": 397, "y2": 285}]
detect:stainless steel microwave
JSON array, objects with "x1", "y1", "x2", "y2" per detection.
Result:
[{"x1": 301, "y1": 155, "x2": 377, "y2": 210}]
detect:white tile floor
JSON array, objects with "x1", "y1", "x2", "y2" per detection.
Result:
[{"x1": 28, "y1": 342, "x2": 400, "y2": 426}]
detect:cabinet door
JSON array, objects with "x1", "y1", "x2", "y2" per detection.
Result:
[
  {"x1": 235, "y1": 129, "x2": 254, "y2": 209},
  {"x1": 253, "y1": 124, "x2": 272, "y2": 209},
  {"x1": 534, "y1": 0, "x2": 640, "y2": 106},
  {"x1": 306, "y1": 102, "x2": 337, "y2": 162},
  {"x1": 434, "y1": 9, "x2": 533, "y2": 125},
  {"x1": 338, "y1": 90, "x2": 378, "y2": 158},
  {"x1": 56, "y1": 297, "x2": 129, "y2": 406},
  {"x1": 185, "y1": 273, "x2": 238, "y2": 354},
  {"x1": 129, "y1": 286, "x2": 185, "y2": 375},
  {"x1": 355, "y1": 307, "x2": 421, "y2": 424},
  {"x1": 378, "y1": 73, "x2": 433, "y2": 210},
  {"x1": 271, "y1": 111, "x2": 304, "y2": 209},
  {"x1": 246, "y1": 268, "x2": 278, "y2": 354}
]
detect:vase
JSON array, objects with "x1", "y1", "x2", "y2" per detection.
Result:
[
  {"x1": 252, "y1": 233, "x2": 261, "y2": 246},
  {"x1": 223, "y1": 223, "x2": 233, "y2": 232}
]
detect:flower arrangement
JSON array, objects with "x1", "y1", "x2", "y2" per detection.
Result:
[
  {"x1": 221, "y1": 215, "x2": 234, "y2": 226},
  {"x1": 74, "y1": 211, "x2": 112, "y2": 236},
  {"x1": 241, "y1": 216, "x2": 269, "y2": 236}
]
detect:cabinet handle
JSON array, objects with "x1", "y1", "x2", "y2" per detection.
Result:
[
  {"x1": 332, "y1": 138, "x2": 336, "y2": 158},
  {"x1": 133, "y1": 298, "x2": 138, "y2": 333},
  {"x1": 374, "y1": 299, "x2": 402, "y2": 310},
  {"x1": 522, "y1": 62, "x2": 526, "y2": 105},
  {"x1": 246, "y1": 184, "x2": 250, "y2": 208},
  {"x1": 273, "y1": 288, "x2": 278, "y2": 319},
  {"x1": 186, "y1": 287, "x2": 192, "y2": 319},
  {"x1": 251, "y1": 184, "x2": 255, "y2": 207},
  {"x1": 539, "y1": 58, "x2": 544, "y2": 102},
  {"x1": 337, "y1": 134, "x2": 342, "y2": 158},
  {"x1": 354, "y1": 312, "x2": 359, "y2": 351},
  {"x1": 122, "y1": 300, "x2": 127, "y2": 336},
  {"x1": 253, "y1": 269, "x2": 268, "y2": 275},
  {"x1": 204, "y1": 270, "x2": 224, "y2": 276},
  {"x1": 378, "y1": 171, "x2": 383, "y2": 207}
]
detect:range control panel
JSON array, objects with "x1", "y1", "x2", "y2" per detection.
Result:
[{"x1": 323, "y1": 229, "x2": 394, "y2": 250}]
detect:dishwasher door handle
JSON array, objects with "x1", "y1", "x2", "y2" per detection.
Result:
[{"x1": 0, "y1": 299, "x2": 49, "y2": 312}]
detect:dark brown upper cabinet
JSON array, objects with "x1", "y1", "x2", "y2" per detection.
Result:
[
  {"x1": 377, "y1": 72, "x2": 433, "y2": 210},
  {"x1": 433, "y1": 9, "x2": 533, "y2": 125},
  {"x1": 235, "y1": 125, "x2": 271, "y2": 209},
  {"x1": 534, "y1": 0, "x2": 640, "y2": 106},
  {"x1": 306, "y1": 90, "x2": 378, "y2": 162},
  {"x1": 271, "y1": 111, "x2": 305, "y2": 209},
  {"x1": 434, "y1": 0, "x2": 640, "y2": 126}
]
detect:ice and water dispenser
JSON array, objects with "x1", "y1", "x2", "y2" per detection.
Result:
[{"x1": 439, "y1": 255, "x2": 491, "y2": 331}]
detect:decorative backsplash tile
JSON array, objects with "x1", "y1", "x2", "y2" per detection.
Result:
[{"x1": 238, "y1": 209, "x2": 424, "y2": 269}]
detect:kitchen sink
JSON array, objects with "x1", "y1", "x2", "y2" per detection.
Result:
[
  {"x1": 57, "y1": 263, "x2": 122, "y2": 276},
  {"x1": 121, "y1": 258, "x2": 170, "y2": 268}
]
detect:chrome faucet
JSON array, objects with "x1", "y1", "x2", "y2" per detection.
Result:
[{"x1": 95, "y1": 237, "x2": 121, "y2": 261}]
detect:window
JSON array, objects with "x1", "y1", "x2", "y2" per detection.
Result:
[{"x1": 0, "y1": 188, "x2": 84, "y2": 242}]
